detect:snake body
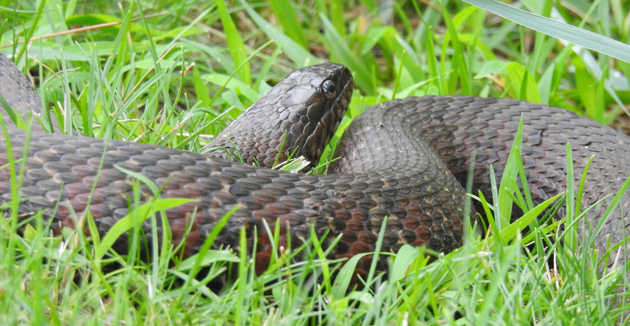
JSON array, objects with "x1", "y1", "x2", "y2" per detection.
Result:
[{"x1": 0, "y1": 53, "x2": 629, "y2": 275}]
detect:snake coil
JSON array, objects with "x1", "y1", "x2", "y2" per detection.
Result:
[{"x1": 0, "y1": 53, "x2": 629, "y2": 277}]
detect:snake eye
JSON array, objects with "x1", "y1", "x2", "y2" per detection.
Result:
[{"x1": 322, "y1": 80, "x2": 337, "y2": 98}]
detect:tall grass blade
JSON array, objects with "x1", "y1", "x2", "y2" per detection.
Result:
[{"x1": 463, "y1": 0, "x2": 630, "y2": 63}]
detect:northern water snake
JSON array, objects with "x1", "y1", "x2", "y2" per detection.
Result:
[{"x1": 0, "y1": 53, "x2": 628, "y2": 276}]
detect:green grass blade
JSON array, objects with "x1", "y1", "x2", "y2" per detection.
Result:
[
  {"x1": 216, "y1": 0, "x2": 251, "y2": 85},
  {"x1": 95, "y1": 198, "x2": 197, "y2": 260},
  {"x1": 498, "y1": 115, "x2": 525, "y2": 225},
  {"x1": 463, "y1": 0, "x2": 630, "y2": 63},
  {"x1": 240, "y1": 0, "x2": 318, "y2": 66},
  {"x1": 268, "y1": 0, "x2": 307, "y2": 48}
]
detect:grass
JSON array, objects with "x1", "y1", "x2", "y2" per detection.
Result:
[{"x1": 1, "y1": 0, "x2": 630, "y2": 324}]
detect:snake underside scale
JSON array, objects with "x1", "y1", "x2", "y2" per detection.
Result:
[{"x1": 0, "y1": 52, "x2": 629, "y2": 276}]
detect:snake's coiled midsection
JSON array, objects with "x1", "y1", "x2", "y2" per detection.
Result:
[{"x1": 0, "y1": 53, "x2": 629, "y2": 275}]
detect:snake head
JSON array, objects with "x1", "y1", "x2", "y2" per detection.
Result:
[{"x1": 210, "y1": 63, "x2": 353, "y2": 170}]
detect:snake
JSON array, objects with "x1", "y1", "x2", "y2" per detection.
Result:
[{"x1": 0, "y1": 52, "x2": 629, "y2": 277}]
